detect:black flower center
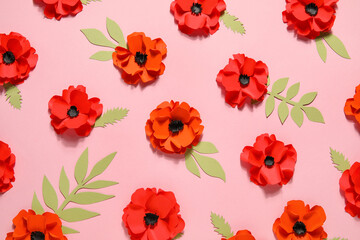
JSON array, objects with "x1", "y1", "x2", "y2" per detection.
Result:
[
  {"x1": 293, "y1": 221, "x2": 307, "y2": 236},
  {"x1": 169, "y1": 120, "x2": 184, "y2": 133},
  {"x1": 191, "y1": 3, "x2": 202, "y2": 15},
  {"x1": 3, "y1": 51, "x2": 15, "y2": 65},
  {"x1": 264, "y1": 156, "x2": 275, "y2": 167},
  {"x1": 31, "y1": 231, "x2": 45, "y2": 240},
  {"x1": 135, "y1": 52, "x2": 148, "y2": 66},
  {"x1": 239, "y1": 74, "x2": 250, "y2": 86},
  {"x1": 144, "y1": 213, "x2": 159, "y2": 226},
  {"x1": 67, "y1": 106, "x2": 79, "y2": 118},
  {"x1": 305, "y1": 3, "x2": 318, "y2": 16}
]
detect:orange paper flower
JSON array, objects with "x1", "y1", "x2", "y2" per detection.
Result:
[
  {"x1": 222, "y1": 230, "x2": 256, "y2": 240},
  {"x1": 145, "y1": 101, "x2": 204, "y2": 154},
  {"x1": 344, "y1": 84, "x2": 360, "y2": 125}
]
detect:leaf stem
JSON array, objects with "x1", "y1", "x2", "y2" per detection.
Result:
[{"x1": 267, "y1": 91, "x2": 298, "y2": 106}]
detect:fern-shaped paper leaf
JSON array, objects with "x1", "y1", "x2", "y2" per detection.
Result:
[
  {"x1": 4, "y1": 83, "x2": 22, "y2": 109},
  {"x1": 211, "y1": 212, "x2": 234, "y2": 239},
  {"x1": 220, "y1": 11, "x2": 245, "y2": 35},
  {"x1": 94, "y1": 108, "x2": 129, "y2": 128},
  {"x1": 81, "y1": 0, "x2": 101, "y2": 5},
  {"x1": 330, "y1": 148, "x2": 351, "y2": 172}
]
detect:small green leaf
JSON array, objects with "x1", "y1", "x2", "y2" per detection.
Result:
[
  {"x1": 62, "y1": 226, "x2": 79, "y2": 234},
  {"x1": 220, "y1": 11, "x2": 245, "y2": 35},
  {"x1": 32, "y1": 192, "x2": 45, "y2": 214},
  {"x1": 286, "y1": 82, "x2": 300, "y2": 100},
  {"x1": 81, "y1": 0, "x2": 101, "y2": 5},
  {"x1": 58, "y1": 208, "x2": 100, "y2": 222},
  {"x1": 81, "y1": 29, "x2": 117, "y2": 49},
  {"x1": 266, "y1": 76, "x2": 270, "y2": 86},
  {"x1": 330, "y1": 148, "x2": 351, "y2": 173},
  {"x1": 173, "y1": 233, "x2": 184, "y2": 239},
  {"x1": 278, "y1": 101, "x2": 289, "y2": 124},
  {"x1": 42, "y1": 176, "x2": 58, "y2": 212},
  {"x1": 265, "y1": 95, "x2": 275, "y2": 117},
  {"x1": 302, "y1": 106, "x2": 325, "y2": 123},
  {"x1": 315, "y1": 37, "x2": 327, "y2": 63},
  {"x1": 325, "y1": 238, "x2": 348, "y2": 240},
  {"x1": 299, "y1": 92, "x2": 317, "y2": 105},
  {"x1": 192, "y1": 152, "x2": 226, "y2": 182},
  {"x1": 291, "y1": 106, "x2": 304, "y2": 127},
  {"x1": 71, "y1": 192, "x2": 115, "y2": 205},
  {"x1": 94, "y1": 108, "x2": 129, "y2": 128},
  {"x1": 83, "y1": 180, "x2": 118, "y2": 189},
  {"x1": 59, "y1": 167, "x2": 70, "y2": 198},
  {"x1": 192, "y1": 142, "x2": 218, "y2": 154},
  {"x1": 323, "y1": 33, "x2": 350, "y2": 59},
  {"x1": 106, "y1": 17, "x2": 126, "y2": 48},
  {"x1": 185, "y1": 150, "x2": 201, "y2": 178},
  {"x1": 210, "y1": 212, "x2": 234, "y2": 239},
  {"x1": 85, "y1": 152, "x2": 117, "y2": 182},
  {"x1": 90, "y1": 51, "x2": 113, "y2": 61},
  {"x1": 4, "y1": 83, "x2": 22, "y2": 110},
  {"x1": 271, "y1": 78, "x2": 289, "y2": 94},
  {"x1": 75, "y1": 148, "x2": 89, "y2": 184}
]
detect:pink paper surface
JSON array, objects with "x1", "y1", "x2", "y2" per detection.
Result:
[{"x1": 1, "y1": 0, "x2": 360, "y2": 239}]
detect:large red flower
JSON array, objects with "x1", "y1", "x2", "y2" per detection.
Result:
[
  {"x1": 221, "y1": 230, "x2": 256, "y2": 240},
  {"x1": 48, "y1": 85, "x2": 103, "y2": 137},
  {"x1": 240, "y1": 134, "x2": 297, "y2": 186},
  {"x1": 122, "y1": 188, "x2": 185, "y2": 240},
  {"x1": 344, "y1": 84, "x2": 360, "y2": 125},
  {"x1": 0, "y1": 141, "x2": 15, "y2": 193},
  {"x1": 0, "y1": 32, "x2": 38, "y2": 86},
  {"x1": 216, "y1": 54, "x2": 269, "y2": 108},
  {"x1": 339, "y1": 162, "x2": 360, "y2": 218},
  {"x1": 170, "y1": 0, "x2": 226, "y2": 35},
  {"x1": 40, "y1": 0, "x2": 83, "y2": 20},
  {"x1": 282, "y1": 0, "x2": 338, "y2": 39}
]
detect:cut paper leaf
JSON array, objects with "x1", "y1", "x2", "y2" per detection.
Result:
[
  {"x1": 4, "y1": 83, "x2": 22, "y2": 109},
  {"x1": 58, "y1": 208, "x2": 100, "y2": 222},
  {"x1": 278, "y1": 101, "x2": 289, "y2": 124},
  {"x1": 325, "y1": 238, "x2": 348, "y2": 240},
  {"x1": 185, "y1": 151, "x2": 201, "y2": 178},
  {"x1": 316, "y1": 37, "x2": 327, "y2": 63},
  {"x1": 90, "y1": 51, "x2": 113, "y2": 61},
  {"x1": 32, "y1": 193, "x2": 45, "y2": 215},
  {"x1": 191, "y1": 152, "x2": 226, "y2": 182},
  {"x1": 94, "y1": 108, "x2": 129, "y2": 128},
  {"x1": 71, "y1": 192, "x2": 114, "y2": 205},
  {"x1": 173, "y1": 233, "x2": 184, "y2": 239},
  {"x1": 59, "y1": 167, "x2": 70, "y2": 198},
  {"x1": 302, "y1": 107, "x2": 325, "y2": 123},
  {"x1": 192, "y1": 142, "x2": 219, "y2": 154},
  {"x1": 299, "y1": 92, "x2": 317, "y2": 105},
  {"x1": 322, "y1": 33, "x2": 350, "y2": 59},
  {"x1": 271, "y1": 78, "x2": 289, "y2": 94},
  {"x1": 81, "y1": 0, "x2": 101, "y2": 5},
  {"x1": 74, "y1": 148, "x2": 89, "y2": 184},
  {"x1": 83, "y1": 180, "x2": 118, "y2": 189},
  {"x1": 220, "y1": 11, "x2": 245, "y2": 35},
  {"x1": 61, "y1": 226, "x2": 79, "y2": 234},
  {"x1": 81, "y1": 29, "x2": 117, "y2": 49},
  {"x1": 265, "y1": 95, "x2": 275, "y2": 117},
  {"x1": 291, "y1": 106, "x2": 304, "y2": 127},
  {"x1": 85, "y1": 152, "x2": 117, "y2": 182},
  {"x1": 210, "y1": 212, "x2": 234, "y2": 239},
  {"x1": 106, "y1": 17, "x2": 126, "y2": 48},
  {"x1": 286, "y1": 83, "x2": 300, "y2": 100},
  {"x1": 42, "y1": 176, "x2": 58, "y2": 212},
  {"x1": 330, "y1": 148, "x2": 351, "y2": 173}
]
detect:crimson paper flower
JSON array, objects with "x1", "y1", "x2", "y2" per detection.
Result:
[
  {"x1": 123, "y1": 188, "x2": 185, "y2": 240},
  {"x1": 48, "y1": 85, "x2": 103, "y2": 137},
  {"x1": 216, "y1": 54, "x2": 269, "y2": 108},
  {"x1": 170, "y1": 0, "x2": 226, "y2": 35},
  {"x1": 282, "y1": 0, "x2": 338, "y2": 39},
  {"x1": 240, "y1": 133, "x2": 297, "y2": 186},
  {"x1": 339, "y1": 162, "x2": 360, "y2": 218},
  {"x1": 0, "y1": 141, "x2": 15, "y2": 193},
  {"x1": 222, "y1": 230, "x2": 256, "y2": 240},
  {"x1": 40, "y1": 0, "x2": 83, "y2": 20}
]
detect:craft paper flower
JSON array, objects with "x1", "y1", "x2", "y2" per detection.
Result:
[
  {"x1": 216, "y1": 54, "x2": 269, "y2": 108},
  {"x1": 0, "y1": 32, "x2": 38, "y2": 86},
  {"x1": 222, "y1": 230, "x2": 256, "y2": 240},
  {"x1": 282, "y1": 0, "x2": 338, "y2": 39},
  {"x1": 344, "y1": 84, "x2": 360, "y2": 125},
  {"x1": 40, "y1": 0, "x2": 83, "y2": 20},
  {"x1": 5, "y1": 209, "x2": 67, "y2": 240},
  {"x1": 240, "y1": 133, "x2": 297, "y2": 186},
  {"x1": 0, "y1": 141, "x2": 15, "y2": 193},
  {"x1": 112, "y1": 32, "x2": 167, "y2": 85},
  {"x1": 48, "y1": 85, "x2": 103, "y2": 137},
  {"x1": 339, "y1": 162, "x2": 360, "y2": 218},
  {"x1": 273, "y1": 200, "x2": 327, "y2": 240},
  {"x1": 122, "y1": 188, "x2": 185, "y2": 240},
  {"x1": 145, "y1": 101, "x2": 204, "y2": 154},
  {"x1": 170, "y1": 0, "x2": 226, "y2": 35}
]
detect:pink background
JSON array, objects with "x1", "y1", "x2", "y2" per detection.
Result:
[{"x1": 1, "y1": 0, "x2": 360, "y2": 239}]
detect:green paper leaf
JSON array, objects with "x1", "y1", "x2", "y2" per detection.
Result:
[
  {"x1": 173, "y1": 233, "x2": 184, "y2": 239},
  {"x1": 94, "y1": 108, "x2": 129, "y2": 128},
  {"x1": 299, "y1": 92, "x2": 317, "y2": 106},
  {"x1": 185, "y1": 150, "x2": 201, "y2": 178},
  {"x1": 271, "y1": 78, "x2": 289, "y2": 94},
  {"x1": 90, "y1": 51, "x2": 113, "y2": 61},
  {"x1": 81, "y1": 0, "x2": 101, "y2": 5},
  {"x1": 4, "y1": 83, "x2": 22, "y2": 110},
  {"x1": 265, "y1": 95, "x2": 275, "y2": 117},
  {"x1": 192, "y1": 152, "x2": 226, "y2": 182},
  {"x1": 42, "y1": 176, "x2": 58, "y2": 212},
  {"x1": 32, "y1": 192, "x2": 45, "y2": 214},
  {"x1": 323, "y1": 33, "x2": 350, "y2": 59},
  {"x1": 59, "y1": 167, "x2": 70, "y2": 198},
  {"x1": 315, "y1": 37, "x2": 327, "y2": 63},
  {"x1": 302, "y1": 106, "x2": 325, "y2": 123},
  {"x1": 291, "y1": 106, "x2": 304, "y2": 127},
  {"x1": 106, "y1": 17, "x2": 126, "y2": 48},
  {"x1": 330, "y1": 148, "x2": 351, "y2": 173},
  {"x1": 71, "y1": 192, "x2": 114, "y2": 205},
  {"x1": 58, "y1": 208, "x2": 99, "y2": 222},
  {"x1": 61, "y1": 226, "x2": 79, "y2": 234},
  {"x1": 220, "y1": 11, "x2": 245, "y2": 35},
  {"x1": 210, "y1": 212, "x2": 234, "y2": 239},
  {"x1": 192, "y1": 142, "x2": 218, "y2": 154},
  {"x1": 85, "y1": 152, "x2": 117, "y2": 182},
  {"x1": 81, "y1": 29, "x2": 117, "y2": 49},
  {"x1": 286, "y1": 82, "x2": 300, "y2": 100},
  {"x1": 325, "y1": 238, "x2": 348, "y2": 240},
  {"x1": 278, "y1": 101, "x2": 289, "y2": 124},
  {"x1": 83, "y1": 180, "x2": 118, "y2": 189},
  {"x1": 266, "y1": 76, "x2": 270, "y2": 86},
  {"x1": 75, "y1": 148, "x2": 89, "y2": 184}
]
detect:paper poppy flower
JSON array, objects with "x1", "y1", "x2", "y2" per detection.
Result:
[
  {"x1": 48, "y1": 85, "x2": 103, "y2": 137},
  {"x1": 39, "y1": 0, "x2": 83, "y2": 20},
  {"x1": 0, "y1": 141, "x2": 15, "y2": 193},
  {"x1": 240, "y1": 133, "x2": 297, "y2": 186},
  {"x1": 112, "y1": 32, "x2": 167, "y2": 85},
  {"x1": 339, "y1": 162, "x2": 360, "y2": 218},
  {"x1": 145, "y1": 101, "x2": 204, "y2": 154},
  {"x1": 0, "y1": 32, "x2": 38, "y2": 86},
  {"x1": 344, "y1": 84, "x2": 360, "y2": 125},
  {"x1": 5, "y1": 209, "x2": 67, "y2": 240},
  {"x1": 273, "y1": 200, "x2": 327, "y2": 240},
  {"x1": 216, "y1": 54, "x2": 269, "y2": 108},
  {"x1": 282, "y1": 0, "x2": 338, "y2": 39},
  {"x1": 222, "y1": 230, "x2": 256, "y2": 240},
  {"x1": 170, "y1": 0, "x2": 226, "y2": 35},
  {"x1": 122, "y1": 188, "x2": 185, "y2": 240}
]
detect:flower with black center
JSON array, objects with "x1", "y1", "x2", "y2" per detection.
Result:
[
  {"x1": 145, "y1": 101, "x2": 204, "y2": 154},
  {"x1": 282, "y1": 0, "x2": 338, "y2": 39},
  {"x1": 0, "y1": 141, "x2": 15, "y2": 194},
  {"x1": 122, "y1": 188, "x2": 185, "y2": 240},
  {"x1": 221, "y1": 230, "x2": 256, "y2": 240},
  {"x1": 5, "y1": 209, "x2": 67, "y2": 240},
  {"x1": 339, "y1": 162, "x2": 360, "y2": 218},
  {"x1": 240, "y1": 133, "x2": 297, "y2": 186},
  {"x1": 273, "y1": 200, "x2": 327, "y2": 240},
  {"x1": 48, "y1": 85, "x2": 103, "y2": 137},
  {"x1": 39, "y1": 0, "x2": 83, "y2": 20}
]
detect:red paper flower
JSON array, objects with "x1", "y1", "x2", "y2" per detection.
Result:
[
  {"x1": 122, "y1": 188, "x2": 185, "y2": 240},
  {"x1": 112, "y1": 32, "x2": 167, "y2": 85},
  {"x1": 344, "y1": 84, "x2": 360, "y2": 125},
  {"x1": 145, "y1": 101, "x2": 204, "y2": 154},
  {"x1": 6, "y1": 209, "x2": 67, "y2": 240},
  {"x1": 222, "y1": 230, "x2": 256, "y2": 240},
  {"x1": 240, "y1": 133, "x2": 297, "y2": 186},
  {"x1": 0, "y1": 141, "x2": 15, "y2": 193},
  {"x1": 273, "y1": 200, "x2": 327, "y2": 240},
  {"x1": 216, "y1": 54, "x2": 269, "y2": 108},
  {"x1": 48, "y1": 85, "x2": 103, "y2": 137},
  {"x1": 170, "y1": 0, "x2": 226, "y2": 35},
  {"x1": 339, "y1": 162, "x2": 360, "y2": 218},
  {"x1": 0, "y1": 32, "x2": 38, "y2": 86},
  {"x1": 282, "y1": 0, "x2": 338, "y2": 39},
  {"x1": 40, "y1": 0, "x2": 83, "y2": 20}
]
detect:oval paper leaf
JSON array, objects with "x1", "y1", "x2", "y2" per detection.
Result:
[
  {"x1": 302, "y1": 106, "x2": 325, "y2": 123},
  {"x1": 291, "y1": 106, "x2": 304, "y2": 127},
  {"x1": 71, "y1": 192, "x2": 114, "y2": 205},
  {"x1": 323, "y1": 33, "x2": 350, "y2": 59},
  {"x1": 265, "y1": 95, "x2": 275, "y2": 117},
  {"x1": 299, "y1": 92, "x2": 317, "y2": 106},
  {"x1": 192, "y1": 152, "x2": 226, "y2": 182},
  {"x1": 315, "y1": 37, "x2": 327, "y2": 63},
  {"x1": 86, "y1": 152, "x2": 117, "y2": 182},
  {"x1": 185, "y1": 151, "x2": 201, "y2": 178},
  {"x1": 210, "y1": 212, "x2": 234, "y2": 239},
  {"x1": 58, "y1": 208, "x2": 100, "y2": 222},
  {"x1": 83, "y1": 180, "x2": 118, "y2": 189},
  {"x1": 62, "y1": 226, "x2": 79, "y2": 234},
  {"x1": 286, "y1": 82, "x2": 300, "y2": 100},
  {"x1": 59, "y1": 167, "x2": 70, "y2": 198},
  {"x1": 271, "y1": 78, "x2": 289, "y2": 94},
  {"x1": 106, "y1": 17, "x2": 126, "y2": 48},
  {"x1": 4, "y1": 83, "x2": 22, "y2": 110},
  {"x1": 90, "y1": 51, "x2": 113, "y2": 61},
  {"x1": 80, "y1": 29, "x2": 117, "y2": 49},
  {"x1": 278, "y1": 101, "x2": 289, "y2": 124},
  {"x1": 330, "y1": 148, "x2": 351, "y2": 173},
  {"x1": 32, "y1": 192, "x2": 45, "y2": 215},
  {"x1": 42, "y1": 176, "x2": 58, "y2": 211},
  {"x1": 75, "y1": 148, "x2": 89, "y2": 184},
  {"x1": 192, "y1": 142, "x2": 218, "y2": 154}
]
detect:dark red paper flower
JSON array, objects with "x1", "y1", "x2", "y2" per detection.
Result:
[
  {"x1": 40, "y1": 0, "x2": 83, "y2": 20},
  {"x1": 0, "y1": 32, "x2": 38, "y2": 86},
  {"x1": 0, "y1": 141, "x2": 15, "y2": 194},
  {"x1": 170, "y1": 0, "x2": 226, "y2": 35},
  {"x1": 48, "y1": 85, "x2": 103, "y2": 137},
  {"x1": 222, "y1": 230, "x2": 256, "y2": 240},
  {"x1": 122, "y1": 188, "x2": 185, "y2": 240},
  {"x1": 344, "y1": 84, "x2": 360, "y2": 125},
  {"x1": 339, "y1": 162, "x2": 360, "y2": 218},
  {"x1": 282, "y1": 0, "x2": 338, "y2": 39},
  {"x1": 216, "y1": 54, "x2": 269, "y2": 108},
  {"x1": 240, "y1": 133, "x2": 297, "y2": 186}
]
